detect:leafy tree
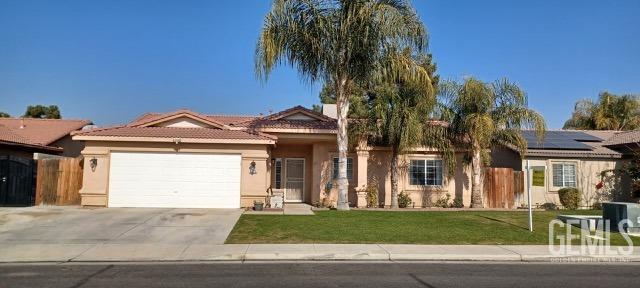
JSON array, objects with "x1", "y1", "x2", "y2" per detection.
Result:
[
  {"x1": 601, "y1": 151, "x2": 640, "y2": 199},
  {"x1": 364, "y1": 53, "x2": 452, "y2": 208},
  {"x1": 0, "y1": 111, "x2": 10, "y2": 118},
  {"x1": 563, "y1": 92, "x2": 640, "y2": 130},
  {"x1": 256, "y1": 0, "x2": 433, "y2": 210},
  {"x1": 23, "y1": 105, "x2": 61, "y2": 119},
  {"x1": 440, "y1": 78, "x2": 546, "y2": 208}
]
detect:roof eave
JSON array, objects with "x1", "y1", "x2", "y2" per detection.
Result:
[
  {"x1": 72, "y1": 135, "x2": 275, "y2": 145},
  {"x1": 0, "y1": 140, "x2": 63, "y2": 152}
]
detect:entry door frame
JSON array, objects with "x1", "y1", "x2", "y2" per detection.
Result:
[{"x1": 283, "y1": 158, "x2": 305, "y2": 203}]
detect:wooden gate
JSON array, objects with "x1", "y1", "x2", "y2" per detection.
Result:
[
  {"x1": 0, "y1": 155, "x2": 37, "y2": 206},
  {"x1": 35, "y1": 157, "x2": 83, "y2": 205},
  {"x1": 483, "y1": 167, "x2": 524, "y2": 209}
]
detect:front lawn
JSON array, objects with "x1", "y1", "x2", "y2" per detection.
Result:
[{"x1": 226, "y1": 210, "x2": 639, "y2": 245}]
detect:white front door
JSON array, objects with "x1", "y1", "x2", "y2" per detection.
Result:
[
  {"x1": 107, "y1": 152, "x2": 241, "y2": 208},
  {"x1": 284, "y1": 158, "x2": 305, "y2": 202}
]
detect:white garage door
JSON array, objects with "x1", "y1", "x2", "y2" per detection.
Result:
[{"x1": 108, "y1": 152, "x2": 241, "y2": 208}]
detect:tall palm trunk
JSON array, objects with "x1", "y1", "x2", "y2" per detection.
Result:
[
  {"x1": 470, "y1": 148, "x2": 484, "y2": 208},
  {"x1": 335, "y1": 80, "x2": 350, "y2": 211},
  {"x1": 390, "y1": 147, "x2": 400, "y2": 209}
]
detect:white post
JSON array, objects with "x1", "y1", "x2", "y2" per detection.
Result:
[{"x1": 527, "y1": 159, "x2": 533, "y2": 232}]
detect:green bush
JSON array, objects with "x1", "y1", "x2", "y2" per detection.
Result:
[
  {"x1": 451, "y1": 197, "x2": 464, "y2": 208},
  {"x1": 558, "y1": 187, "x2": 581, "y2": 210},
  {"x1": 365, "y1": 182, "x2": 379, "y2": 208},
  {"x1": 591, "y1": 202, "x2": 603, "y2": 210},
  {"x1": 434, "y1": 193, "x2": 451, "y2": 208},
  {"x1": 398, "y1": 192, "x2": 412, "y2": 208},
  {"x1": 540, "y1": 202, "x2": 558, "y2": 210}
]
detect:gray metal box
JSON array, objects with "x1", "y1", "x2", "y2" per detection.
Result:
[{"x1": 602, "y1": 202, "x2": 640, "y2": 233}]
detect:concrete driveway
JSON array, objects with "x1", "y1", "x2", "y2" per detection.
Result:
[{"x1": 0, "y1": 206, "x2": 242, "y2": 245}]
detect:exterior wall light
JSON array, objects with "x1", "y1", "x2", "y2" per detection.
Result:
[
  {"x1": 89, "y1": 157, "x2": 98, "y2": 172},
  {"x1": 249, "y1": 161, "x2": 257, "y2": 175}
]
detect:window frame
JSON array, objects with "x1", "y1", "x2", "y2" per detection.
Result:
[
  {"x1": 409, "y1": 158, "x2": 444, "y2": 187},
  {"x1": 274, "y1": 158, "x2": 282, "y2": 189},
  {"x1": 551, "y1": 162, "x2": 577, "y2": 188}
]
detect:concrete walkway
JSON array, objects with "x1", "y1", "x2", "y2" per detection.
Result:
[
  {"x1": 1, "y1": 244, "x2": 639, "y2": 263},
  {"x1": 244, "y1": 203, "x2": 315, "y2": 215}
]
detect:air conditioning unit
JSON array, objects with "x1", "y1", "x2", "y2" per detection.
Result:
[{"x1": 602, "y1": 202, "x2": 640, "y2": 233}]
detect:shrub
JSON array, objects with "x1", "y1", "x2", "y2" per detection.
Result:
[
  {"x1": 591, "y1": 202, "x2": 603, "y2": 210},
  {"x1": 434, "y1": 193, "x2": 451, "y2": 208},
  {"x1": 558, "y1": 187, "x2": 581, "y2": 210},
  {"x1": 540, "y1": 202, "x2": 558, "y2": 210},
  {"x1": 365, "y1": 182, "x2": 379, "y2": 208},
  {"x1": 398, "y1": 191, "x2": 412, "y2": 208},
  {"x1": 451, "y1": 197, "x2": 464, "y2": 208}
]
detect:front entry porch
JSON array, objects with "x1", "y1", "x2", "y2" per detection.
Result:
[{"x1": 267, "y1": 136, "x2": 370, "y2": 207}]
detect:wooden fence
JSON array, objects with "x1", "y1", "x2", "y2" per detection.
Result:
[
  {"x1": 483, "y1": 167, "x2": 524, "y2": 209},
  {"x1": 35, "y1": 157, "x2": 83, "y2": 205}
]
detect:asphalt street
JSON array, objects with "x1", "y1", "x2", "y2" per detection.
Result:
[{"x1": 1, "y1": 262, "x2": 639, "y2": 288}]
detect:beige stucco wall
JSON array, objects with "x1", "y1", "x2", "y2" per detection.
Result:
[
  {"x1": 365, "y1": 150, "x2": 472, "y2": 208},
  {"x1": 79, "y1": 140, "x2": 271, "y2": 207},
  {"x1": 521, "y1": 157, "x2": 626, "y2": 208},
  {"x1": 51, "y1": 135, "x2": 85, "y2": 158}
]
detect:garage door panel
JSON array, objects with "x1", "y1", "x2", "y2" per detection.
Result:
[{"x1": 108, "y1": 152, "x2": 241, "y2": 208}]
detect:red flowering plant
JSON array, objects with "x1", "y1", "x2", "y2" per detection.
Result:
[{"x1": 600, "y1": 150, "x2": 640, "y2": 199}]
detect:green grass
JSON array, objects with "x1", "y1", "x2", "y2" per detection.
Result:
[{"x1": 226, "y1": 210, "x2": 639, "y2": 245}]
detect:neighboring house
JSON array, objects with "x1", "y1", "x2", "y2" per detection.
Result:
[
  {"x1": 492, "y1": 130, "x2": 637, "y2": 208},
  {"x1": 601, "y1": 130, "x2": 640, "y2": 154},
  {"x1": 0, "y1": 118, "x2": 93, "y2": 158},
  {"x1": 73, "y1": 105, "x2": 472, "y2": 208}
]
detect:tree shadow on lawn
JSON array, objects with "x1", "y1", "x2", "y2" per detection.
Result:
[{"x1": 476, "y1": 215, "x2": 530, "y2": 231}]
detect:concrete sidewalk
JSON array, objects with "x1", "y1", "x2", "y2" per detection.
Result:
[{"x1": 1, "y1": 244, "x2": 639, "y2": 263}]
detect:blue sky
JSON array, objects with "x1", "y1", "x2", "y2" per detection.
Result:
[{"x1": 1, "y1": 0, "x2": 638, "y2": 128}]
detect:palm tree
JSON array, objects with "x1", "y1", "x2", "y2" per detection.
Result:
[
  {"x1": 256, "y1": 0, "x2": 432, "y2": 210},
  {"x1": 365, "y1": 54, "x2": 453, "y2": 208},
  {"x1": 563, "y1": 92, "x2": 640, "y2": 130},
  {"x1": 592, "y1": 92, "x2": 640, "y2": 130},
  {"x1": 440, "y1": 78, "x2": 546, "y2": 208}
]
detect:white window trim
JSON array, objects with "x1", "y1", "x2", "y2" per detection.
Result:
[
  {"x1": 408, "y1": 157, "x2": 445, "y2": 188},
  {"x1": 550, "y1": 161, "x2": 578, "y2": 190}
]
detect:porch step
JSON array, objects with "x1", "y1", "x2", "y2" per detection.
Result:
[{"x1": 283, "y1": 203, "x2": 315, "y2": 215}]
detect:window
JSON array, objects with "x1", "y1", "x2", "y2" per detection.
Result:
[
  {"x1": 274, "y1": 158, "x2": 282, "y2": 189},
  {"x1": 409, "y1": 159, "x2": 443, "y2": 186},
  {"x1": 552, "y1": 163, "x2": 576, "y2": 187},
  {"x1": 332, "y1": 157, "x2": 353, "y2": 180}
]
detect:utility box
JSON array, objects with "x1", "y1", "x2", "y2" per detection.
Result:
[{"x1": 602, "y1": 202, "x2": 640, "y2": 233}]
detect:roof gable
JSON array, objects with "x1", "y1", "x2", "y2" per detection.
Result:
[
  {"x1": 130, "y1": 110, "x2": 229, "y2": 129},
  {"x1": 265, "y1": 105, "x2": 334, "y2": 122}
]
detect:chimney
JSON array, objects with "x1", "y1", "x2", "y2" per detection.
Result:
[
  {"x1": 19, "y1": 118, "x2": 25, "y2": 129},
  {"x1": 322, "y1": 104, "x2": 337, "y2": 119}
]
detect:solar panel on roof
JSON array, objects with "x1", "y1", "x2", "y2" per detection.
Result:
[{"x1": 521, "y1": 130, "x2": 594, "y2": 150}]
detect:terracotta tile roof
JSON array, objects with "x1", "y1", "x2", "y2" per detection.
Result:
[
  {"x1": 74, "y1": 126, "x2": 275, "y2": 141},
  {"x1": 236, "y1": 119, "x2": 337, "y2": 130},
  {"x1": 206, "y1": 115, "x2": 259, "y2": 126},
  {"x1": 0, "y1": 118, "x2": 92, "y2": 145},
  {"x1": 602, "y1": 130, "x2": 640, "y2": 146},
  {"x1": 127, "y1": 111, "x2": 259, "y2": 127},
  {"x1": 0, "y1": 125, "x2": 64, "y2": 152},
  {"x1": 264, "y1": 105, "x2": 335, "y2": 122},
  {"x1": 233, "y1": 106, "x2": 337, "y2": 130}
]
